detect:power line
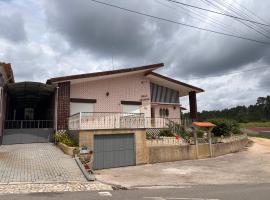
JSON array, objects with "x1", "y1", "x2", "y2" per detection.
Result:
[
  {"x1": 164, "y1": 0, "x2": 270, "y2": 27},
  {"x1": 210, "y1": 0, "x2": 270, "y2": 38},
  {"x1": 89, "y1": 0, "x2": 270, "y2": 45},
  {"x1": 200, "y1": 0, "x2": 270, "y2": 40},
  {"x1": 183, "y1": 65, "x2": 270, "y2": 80},
  {"x1": 154, "y1": 0, "x2": 238, "y2": 36},
  {"x1": 158, "y1": 0, "x2": 247, "y2": 37},
  {"x1": 229, "y1": 0, "x2": 270, "y2": 26}
]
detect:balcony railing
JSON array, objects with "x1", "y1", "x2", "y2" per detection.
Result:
[
  {"x1": 5, "y1": 120, "x2": 54, "y2": 129},
  {"x1": 68, "y1": 112, "x2": 187, "y2": 130}
]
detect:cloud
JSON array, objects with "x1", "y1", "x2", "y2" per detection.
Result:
[
  {"x1": 0, "y1": 0, "x2": 270, "y2": 111},
  {"x1": 43, "y1": 0, "x2": 180, "y2": 62},
  {"x1": 0, "y1": 12, "x2": 26, "y2": 42}
]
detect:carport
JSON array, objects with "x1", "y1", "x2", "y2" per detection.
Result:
[{"x1": 2, "y1": 82, "x2": 56, "y2": 144}]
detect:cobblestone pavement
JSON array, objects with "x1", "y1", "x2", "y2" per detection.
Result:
[
  {"x1": 0, "y1": 143, "x2": 86, "y2": 183},
  {"x1": 0, "y1": 182, "x2": 112, "y2": 194},
  {"x1": 0, "y1": 143, "x2": 112, "y2": 194}
]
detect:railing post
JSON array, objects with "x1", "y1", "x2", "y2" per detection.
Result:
[{"x1": 79, "y1": 112, "x2": 82, "y2": 130}]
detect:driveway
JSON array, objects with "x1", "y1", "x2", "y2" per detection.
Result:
[
  {"x1": 0, "y1": 143, "x2": 86, "y2": 183},
  {"x1": 96, "y1": 137, "x2": 270, "y2": 188}
]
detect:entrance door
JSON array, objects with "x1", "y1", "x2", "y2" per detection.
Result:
[
  {"x1": 24, "y1": 108, "x2": 34, "y2": 120},
  {"x1": 93, "y1": 134, "x2": 135, "y2": 170}
]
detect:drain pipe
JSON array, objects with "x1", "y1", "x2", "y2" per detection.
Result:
[{"x1": 55, "y1": 86, "x2": 59, "y2": 143}]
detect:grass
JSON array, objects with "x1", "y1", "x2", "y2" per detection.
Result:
[
  {"x1": 239, "y1": 122, "x2": 270, "y2": 128},
  {"x1": 247, "y1": 132, "x2": 270, "y2": 139}
]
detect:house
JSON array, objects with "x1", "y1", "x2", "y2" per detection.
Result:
[{"x1": 0, "y1": 62, "x2": 204, "y2": 169}]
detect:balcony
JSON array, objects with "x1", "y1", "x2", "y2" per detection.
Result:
[{"x1": 68, "y1": 112, "x2": 188, "y2": 130}]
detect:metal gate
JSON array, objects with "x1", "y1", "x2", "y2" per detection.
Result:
[
  {"x1": 2, "y1": 128, "x2": 53, "y2": 145},
  {"x1": 93, "y1": 134, "x2": 135, "y2": 170}
]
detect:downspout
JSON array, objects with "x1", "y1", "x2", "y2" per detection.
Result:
[{"x1": 55, "y1": 86, "x2": 59, "y2": 133}]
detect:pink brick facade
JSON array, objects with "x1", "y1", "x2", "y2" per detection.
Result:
[
  {"x1": 70, "y1": 73, "x2": 152, "y2": 117},
  {"x1": 151, "y1": 104, "x2": 181, "y2": 120}
]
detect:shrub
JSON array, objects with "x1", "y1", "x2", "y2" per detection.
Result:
[
  {"x1": 196, "y1": 129, "x2": 207, "y2": 138},
  {"x1": 209, "y1": 118, "x2": 241, "y2": 137},
  {"x1": 54, "y1": 131, "x2": 77, "y2": 147},
  {"x1": 159, "y1": 129, "x2": 174, "y2": 137}
]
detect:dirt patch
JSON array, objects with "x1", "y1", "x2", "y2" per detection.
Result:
[{"x1": 250, "y1": 137, "x2": 270, "y2": 148}]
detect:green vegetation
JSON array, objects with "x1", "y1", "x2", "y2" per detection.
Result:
[
  {"x1": 54, "y1": 131, "x2": 77, "y2": 147},
  {"x1": 247, "y1": 132, "x2": 270, "y2": 139},
  {"x1": 186, "y1": 96, "x2": 270, "y2": 123},
  {"x1": 239, "y1": 122, "x2": 270, "y2": 128},
  {"x1": 209, "y1": 118, "x2": 241, "y2": 137},
  {"x1": 159, "y1": 129, "x2": 174, "y2": 137}
]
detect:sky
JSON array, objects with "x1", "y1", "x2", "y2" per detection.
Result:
[{"x1": 0, "y1": 0, "x2": 270, "y2": 111}]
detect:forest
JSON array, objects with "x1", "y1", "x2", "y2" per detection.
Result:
[{"x1": 194, "y1": 96, "x2": 270, "y2": 123}]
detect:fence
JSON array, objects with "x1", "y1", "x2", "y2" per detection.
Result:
[
  {"x1": 214, "y1": 133, "x2": 248, "y2": 143},
  {"x1": 68, "y1": 112, "x2": 186, "y2": 130},
  {"x1": 4, "y1": 120, "x2": 54, "y2": 129},
  {"x1": 146, "y1": 137, "x2": 188, "y2": 146}
]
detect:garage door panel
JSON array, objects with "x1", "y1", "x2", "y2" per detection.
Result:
[
  {"x1": 94, "y1": 152, "x2": 104, "y2": 170},
  {"x1": 93, "y1": 134, "x2": 135, "y2": 170},
  {"x1": 95, "y1": 136, "x2": 104, "y2": 153},
  {"x1": 125, "y1": 149, "x2": 135, "y2": 165}
]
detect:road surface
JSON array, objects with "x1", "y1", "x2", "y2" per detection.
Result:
[{"x1": 1, "y1": 183, "x2": 269, "y2": 200}]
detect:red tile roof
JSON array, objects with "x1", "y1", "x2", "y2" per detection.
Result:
[{"x1": 193, "y1": 122, "x2": 216, "y2": 127}]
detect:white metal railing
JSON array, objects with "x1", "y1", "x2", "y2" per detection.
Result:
[
  {"x1": 217, "y1": 133, "x2": 247, "y2": 143},
  {"x1": 69, "y1": 112, "x2": 145, "y2": 130},
  {"x1": 68, "y1": 112, "x2": 186, "y2": 130},
  {"x1": 4, "y1": 120, "x2": 54, "y2": 129},
  {"x1": 146, "y1": 137, "x2": 188, "y2": 146}
]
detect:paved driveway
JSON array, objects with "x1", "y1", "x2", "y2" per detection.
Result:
[
  {"x1": 0, "y1": 143, "x2": 86, "y2": 183},
  {"x1": 96, "y1": 137, "x2": 270, "y2": 188}
]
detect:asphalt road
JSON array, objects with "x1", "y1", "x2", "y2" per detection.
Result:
[{"x1": 1, "y1": 183, "x2": 270, "y2": 200}]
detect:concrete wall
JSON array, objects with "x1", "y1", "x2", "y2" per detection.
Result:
[
  {"x1": 148, "y1": 137, "x2": 248, "y2": 164},
  {"x1": 78, "y1": 129, "x2": 149, "y2": 165},
  {"x1": 148, "y1": 145, "x2": 197, "y2": 163},
  {"x1": 212, "y1": 138, "x2": 249, "y2": 157}
]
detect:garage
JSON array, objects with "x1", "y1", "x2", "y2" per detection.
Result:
[
  {"x1": 93, "y1": 134, "x2": 135, "y2": 170},
  {"x1": 2, "y1": 82, "x2": 55, "y2": 145}
]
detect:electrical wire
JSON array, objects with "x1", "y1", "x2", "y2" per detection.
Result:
[
  {"x1": 89, "y1": 0, "x2": 270, "y2": 45},
  {"x1": 164, "y1": 0, "x2": 270, "y2": 27}
]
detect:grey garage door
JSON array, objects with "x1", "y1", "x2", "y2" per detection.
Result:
[
  {"x1": 2, "y1": 128, "x2": 53, "y2": 145},
  {"x1": 93, "y1": 134, "x2": 135, "y2": 170}
]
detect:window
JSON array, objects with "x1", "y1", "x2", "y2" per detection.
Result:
[
  {"x1": 70, "y1": 102, "x2": 94, "y2": 116},
  {"x1": 159, "y1": 108, "x2": 169, "y2": 117},
  {"x1": 122, "y1": 105, "x2": 140, "y2": 114}
]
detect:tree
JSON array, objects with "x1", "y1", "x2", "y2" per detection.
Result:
[{"x1": 194, "y1": 95, "x2": 270, "y2": 122}]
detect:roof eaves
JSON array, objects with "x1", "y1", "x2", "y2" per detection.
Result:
[
  {"x1": 147, "y1": 72, "x2": 204, "y2": 93},
  {"x1": 0, "y1": 62, "x2": 15, "y2": 83},
  {"x1": 47, "y1": 63, "x2": 164, "y2": 84}
]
